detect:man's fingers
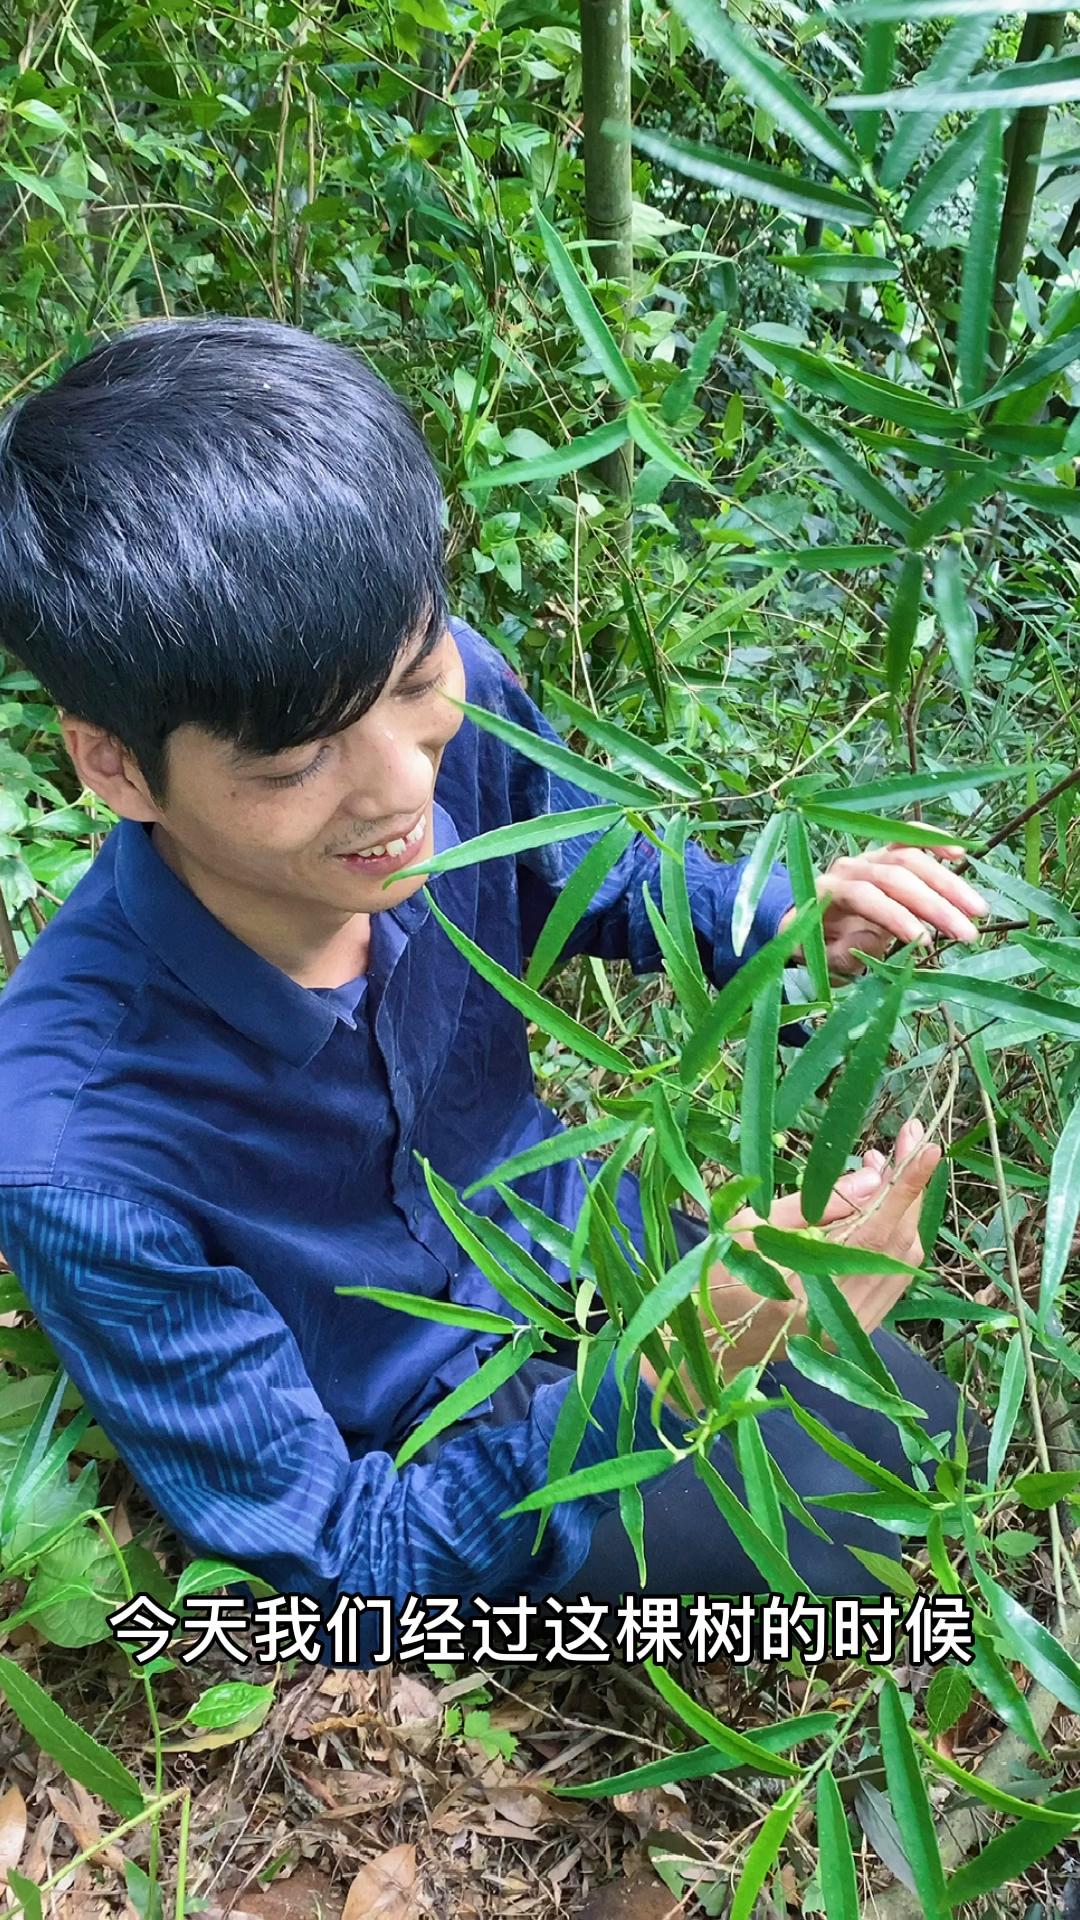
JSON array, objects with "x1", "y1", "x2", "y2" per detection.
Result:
[
  {"x1": 879, "y1": 845, "x2": 989, "y2": 919},
  {"x1": 835, "y1": 863, "x2": 982, "y2": 944},
  {"x1": 821, "y1": 879, "x2": 933, "y2": 950}
]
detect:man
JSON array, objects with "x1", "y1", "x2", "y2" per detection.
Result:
[{"x1": 0, "y1": 318, "x2": 987, "y2": 1651}]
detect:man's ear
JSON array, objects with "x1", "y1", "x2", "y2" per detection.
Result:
[{"x1": 59, "y1": 715, "x2": 161, "y2": 823}]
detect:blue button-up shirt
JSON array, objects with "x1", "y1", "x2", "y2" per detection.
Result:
[{"x1": 0, "y1": 621, "x2": 794, "y2": 1610}]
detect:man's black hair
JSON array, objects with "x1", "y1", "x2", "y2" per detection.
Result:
[{"x1": 0, "y1": 317, "x2": 448, "y2": 802}]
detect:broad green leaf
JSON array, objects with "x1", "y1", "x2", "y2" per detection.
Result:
[
  {"x1": 1015, "y1": 1469, "x2": 1080, "y2": 1508},
  {"x1": 771, "y1": 250, "x2": 898, "y2": 282},
  {"x1": 925, "y1": 1666, "x2": 972, "y2": 1735},
  {"x1": 800, "y1": 801, "x2": 967, "y2": 847},
  {"x1": 730, "y1": 1784, "x2": 802, "y2": 1920},
  {"x1": 450, "y1": 696, "x2": 657, "y2": 809},
  {"x1": 9, "y1": 1872, "x2": 42, "y2": 1920},
  {"x1": 628, "y1": 127, "x2": 876, "y2": 226},
  {"x1": 732, "y1": 812, "x2": 787, "y2": 957},
  {"x1": 1038, "y1": 1086, "x2": 1080, "y2": 1325},
  {"x1": 741, "y1": 968, "x2": 781, "y2": 1211},
  {"x1": 338, "y1": 1283, "x2": 519, "y2": 1335},
  {"x1": 627, "y1": 401, "x2": 711, "y2": 487},
  {"x1": 811, "y1": 764, "x2": 1013, "y2": 812},
  {"x1": 12, "y1": 99, "x2": 72, "y2": 137},
  {"x1": 680, "y1": 898, "x2": 817, "y2": 1085},
  {"x1": 878, "y1": 1678, "x2": 949, "y2": 1920},
  {"x1": 800, "y1": 970, "x2": 906, "y2": 1223},
  {"x1": 816, "y1": 1768, "x2": 860, "y2": 1920},
  {"x1": 973, "y1": 320, "x2": 1080, "y2": 407},
  {"x1": 465, "y1": 417, "x2": 632, "y2": 494},
  {"x1": 775, "y1": 971, "x2": 884, "y2": 1129},
  {"x1": 902, "y1": 116, "x2": 988, "y2": 234},
  {"x1": 189, "y1": 1680, "x2": 274, "y2": 1730},
  {"x1": 748, "y1": 340, "x2": 972, "y2": 440},
  {"x1": 501, "y1": 1448, "x2": 676, "y2": 1513},
  {"x1": 535, "y1": 207, "x2": 639, "y2": 401},
  {"x1": 877, "y1": 17, "x2": 995, "y2": 189},
  {"x1": 0, "y1": 1653, "x2": 144, "y2": 1818},
  {"x1": 765, "y1": 390, "x2": 918, "y2": 537},
  {"x1": 525, "y1": 819, "x2": 634, "y2": 988},
  {"x1": 671, "y1": 0, "x2": 860, "y2": 176},
  {"x1": 782, "y1": 1388, "x2": 934, "y2": 1498},
  {"x1": 463, "y1": 1116, "x2": 627, "y2": 1194},
  {"x1": 885, "y1": 553, "x2": 925, "y2": 695},
  {"x1": 958, "y1": 113, "x2": 1004, "y2": 406},
  {"x1": 974, "y1": 1569, "x2": 1080, "y2": 1712},
  {"x1": 427, "y1": 895, "x2": 637, "y2": 1072},
  {"x1": 644, "y1": 1657, "x2": 803, "y2": 1773},
  {"x1": 787, "y1": 1337, "x2": 927, "y2": 1421},
  {"x1": 785, "y1": 811, "x2": 831, "y2": 1007},
  {"x1": 393, "y1": 805, "x2": 621, "y2": 881},
  {"x1": 555, "y1": 1715, "x2": 838, "y2": 1796},
  {"x1": 0, "y1": 165, "x2": 66, "y2": 215},
  {"x1": 175, "y1": 1557, "x2": 269, "y2": 1602},
  {"x1": 395, "y1": 1325, "x2": 546, "y2": 1468},
  {"x1": 933, "y1": 545, "x2": 977, "y2": 695},
  {"x1": 545, "y1": 684, "x2": 704, "y2": 796}
]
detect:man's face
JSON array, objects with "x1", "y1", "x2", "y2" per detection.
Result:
[{"x1": 146, "y1": 624, "x2": 466, "y2": 919}]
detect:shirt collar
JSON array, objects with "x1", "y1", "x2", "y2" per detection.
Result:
[{"x1": 113, "y1": 804, "x2": 461, "y2": 1068}]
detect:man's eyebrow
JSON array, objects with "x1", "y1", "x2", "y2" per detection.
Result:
[{"x1": 397, "y1": 623, "x2": 442, "y2": 676}]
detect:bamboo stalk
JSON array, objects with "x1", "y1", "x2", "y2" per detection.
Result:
[
  {"x1": 989, "y1": 11, "x2": 1066, "y2": 371},
  {"x1": 580, "y1": 0, "x2": 634, "y2": 514}
]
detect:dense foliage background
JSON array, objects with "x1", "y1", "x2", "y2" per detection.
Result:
[{"x1": 6, "y1": 0, "x2": 1080, "y2": 1913}]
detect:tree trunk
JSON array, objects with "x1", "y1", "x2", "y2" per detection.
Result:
[
  {"x1": 990, "y1": 10, "x2": 1066, "y2": 369},
  {"x1": 580, "y1": 0, "x2": 634, "y2": 508}
]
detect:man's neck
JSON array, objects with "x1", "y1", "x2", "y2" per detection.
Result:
[{"x1": 149, "y1": 823, "x2": 371, "y2": 988}]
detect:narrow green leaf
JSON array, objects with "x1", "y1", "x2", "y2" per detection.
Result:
[
  {"x1": 913, "y1": 1729, "x2": 1077, "y2": 1825},
  {"x1": 776, "y1": 973, "x2": 885, "y2": 1130},
  {"x1": 615, "y1": 1232, "x2": 716, "y2": 1387},
  {"x1": 1005, "y1": 477, "x2": 1080, "y2": 520},
  {"x1": 811, "y1": 764, "x2": 1013, "y2": 813},
  {"x1": 946, "y1": 1812, "x2": 1080, "y2": 1908},
  {"x1": 782, "y1": 1388, "x2": 933, "y2": 1498},
  {"x1": 878, "y1": 1678, "x2": 949, "y2": 1920},
  {"x1": 671, "y1": 0, "x2": 860, "y2": 175},
  {"x1": 645, "y1": 1657, "x2": 803, "y2": 1772},
  {"x1": 463, "y1": 1116, "x2": 627, "y2": 1195},
  {"x1": 8, "y1": 1871, "x2": 42, "y2": 1920},
  {"x1": 427, "y1": 895, "x2": 636, "y2": 1073},
  {"x1": 972, "y1": 320, "x2": 1080, "y2": 407},
  {"x1": 628, "y1": 127, "x2": 876, "y2": 226},
  {"x1": 853, "y1": 20, "x2": 898, "y2": 157},
  {"x1": 787, "y1": 1337, "x2": 927, "y2": 1421},
  {"x1": 1038, "y1": 1087, "x2": 1080, "y2": 1326},
  {"x1": 696, "y1": 1434, "x2": 815, "y2": 1601},
  {"x1": 836, "y1": 54, "x2": 1080, "y2": 116},
  {"x1": 877, "y1": 17, "x2": 994, "y2": 188},
  {"x1": 420, "y1": 1160, "x2": 573, "y2": 1328},
  {"x1": 525, "y1": 819, "x2": 634, "y2": 988},
  {"x1": 742, "y1": 338, "x2": 973, "y2": 439},
  {"x1": 1015, "y1": 1469, "x2": 1080, "y2": 1508},
  {"x1": 0, "y1": 164, "x2": 67, "y2": 215},
  {"x1": 902, "y1": 116, "x2": 988, "y2": 234},
  {"x1": 933, "y1": 545, "x2": 977, "y2": 695},
  {"x1": 764, "y1": 390, "x2": 918, "y2": 537},
  {"x1": 910, "y1": 466, "x2": 1003, "y2": 548},
  {"x1": 904, "y1": 969, "x2": 1080, "y2": 1043},
  {"x1": 741, "y1": 970, "x2": 782, "y2": 1212},
  {"x1": 394, "y1": 805, "x2": 621, "y2": 881},
  {"x1": 731, "y1": 1785, "x2": 802, "y2": 1920},
  {"x1": 885, "y1": 553, "x2": 925, "y2": 695},
  {"x1": 337, "y1": 1284, "x2": 519, "y2": 1335},
  {"x1": 773, "y1": 251, "x2": 898, "y2": 281},
  {"x1": 801, "y1": 971, "x2": 905, "y2": 1224},
  {"x1": 661, "y1": 309, "x2": 728, "y2": 424},
  {"x1": 650, "y1": 1083, "x2": 710, "y2": 1209},
  {"x1": 719, "y1": 543, "x2": 894, "y2": 571},
  {"x1": 465, "y1": 417, "x2": 632, "y2": 494},
  {"x1": 661, "y1": 813, "x2": 712, "y2": 1001},
  {"x1": 958, "y1": 113, "x2": 1004, "y2": 406},
  {"x1": 643, "y1": 886, "x2": 714, "y2": 1028},
  {"x1": 732, "y1": 812, "x2": 788, "y2": 958},
  {"x1": 974, "y1": 1571, "x2": 1080, "y2": 1713},
  {"x1": 451, "y1": 696, "x2": 657, "y2": 809},
  {"x1": 556, "y1": 1715, "x2": 838, "y2": 1797},
  {"x1": 627, "y1": 401, "x2": 711, "y2": 487},
  {"x1": 816, "y1": 1768, "x2": 860, "y2": 1920},
  {"x1": 733, "y1": 1410, "x2": 786, "y2": 1554},
  {"x1": 546, "y1": 685, "x2": 704, "y2": 797},
  {"x1": 0, "y1": 1654, "x2": 144, "y2": 1818},
  {"x1": 535, "y1": 207, "x2": 639, "y2": 400},
  {"x1": 925, "y1": 1667, "x2": 972, "y2": 1736},
  {"x1": 785, "y1": 811, "x2": 831, "y2": 1007},
  {"x1": 680, "y1": 899, "x2": 817, "y2": 1086},
  {"x1": 501, "y1": 1448, "x2": 676, "y2": 1513},
  {"x1": 800, "y1": 801, "x2": 966, "y2": 847}
]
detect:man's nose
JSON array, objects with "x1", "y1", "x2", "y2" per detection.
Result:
[{"x1": 339, "y1": 721, "x2": 432, "y2": 818}]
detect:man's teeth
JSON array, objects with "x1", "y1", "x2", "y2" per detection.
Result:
[{"x1": 351, "y1": 815, "x2": 426, "y2": 861}]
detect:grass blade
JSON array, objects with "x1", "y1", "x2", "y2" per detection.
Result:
[
  {"x1": 628, "y1": 127, "x2": 876, "y2": 225},
  {"x1": 878, "y1": 1678, "x2": 949, "y2": 1920},
  {"x1": 535, "y1": 207, "x2": 639, "y2": 401},
  {"x1": 958, "y1": 113, "x2": 1004, "y2": 406}
]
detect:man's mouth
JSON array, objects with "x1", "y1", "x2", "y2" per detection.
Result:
[{"x1": 334, "y1": 813, "x2": 427, "y2": 875}]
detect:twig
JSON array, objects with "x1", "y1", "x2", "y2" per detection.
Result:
[
  {"x1": 269, "y1": 57, "x2": 293, "y2": 322},
  {"x1": 0, "y1": 890, "x2": 20, "y2": 978},
  {"x1": 982, "y1": 764, "x2": 1080, "y2": 855}
]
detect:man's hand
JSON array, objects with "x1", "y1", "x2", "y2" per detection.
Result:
[
  {"x1": 704, "y1": 1118, "x2": 940, "y2": 1376},
  {"x1": 778, "y1": 843, "x2": 988, "y2": 981}
]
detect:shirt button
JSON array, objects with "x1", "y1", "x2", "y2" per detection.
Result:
[{"x1": 411, "y1": 1206, "x2": 422, "y2": 1225}]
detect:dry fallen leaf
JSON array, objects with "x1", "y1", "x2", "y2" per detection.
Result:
[
  {"x1": 0, "y1": 1785, "x2": 27, "y2": 1883},
  {"x1": 390, "y1": 1675, "x2": 439, "y2": 1723},
  {"x1": 342, "y1": 1845, "x2": 418, "y2": 1920}
]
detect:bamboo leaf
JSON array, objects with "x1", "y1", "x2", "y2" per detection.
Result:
[
  {"x1": 0, "y1": 1655, "x2": 144, "y2": 1818},
  {"x1": 785, "y1": 811, "x2": 831, "y2": 1007},
  {"x1": 615, "y1": 1232, "x2": 716, "y2": 1387},
  {"x1": 428, "y1": 895, "x2": 637, "y2": 1072},
  {"x1": 810, "y1": 764, "x2": 1013, "y2": 812},
  {"x1": 974, "y1": 1570, "x2": 1080, "y2": 1713},
  {"x1": 909, "y1": 467, "x2": 1003, "y2": 548},
  {"x1": 545, "y1": 685, "x2": 705, "y2": 796},
  {"x1": 645, "y1": 1658, "x2": 803, "y2": 1771},
  {"x1": 787, "y1": 1337, "x2": 927, "y2": 1420},
  {"x1": 800, "y1": 970, "x2": 906, "y2": 1225},
  {"x1": 972, "y1": 321, "x2": 1080, "y2": 406},
  {"x1": 555, "y1": 1714, "x2": 838, "y2": 1797},
  {"x1": 878, "y1": 1678, "x2": 949, "y2": 1920},
  {"x1": 465, "y1": 417, "x2": 633, "y2": 494},
  {"x1": 746, "y1": 337, "x2": 973, "y2": 439},
  {"x1": 501, "y1": 1448, "x2": 676, "y2": 1513},
  {"x1": 958, "y1": 113, "x2": 1004, "y2": 406},
  {"x1": 535, "y1": 207, "x2": 639, "y2": 400},
  {"x1": 463, "y1": 1115, "x2": 627, "y2": 1195},
  {"x1": 680, "y1": 898, "x2": 818, "y2": 1086},
  {"x1": 661, "y1": 814, "x2": 712, "y2": 1000},
  {"x1": 627, "y1": 401, "x2": 712, "y2": 486},
  {"x1": 782, "y1": 1389, "x2": 933, "y2": 1497},
  {"x1": 720, "y1": 543, "x2": 895, "y2": 571},
  {"x1": 1004, "y1": 478, "x2": 1080, "y2": 520},
  {"x1": 932, "y1": 545, "x2": 977, "y2": 695},
  {"x1": 730, "y1": 1785, "x2": 802, "y2": 1920},
  {"x1": 902, "y1": 116, "x2": 988, "y2": 233},
  {"x1": 913, "y1": 1729, "x2": 1078, "y2": 1825},
  {"x1": 853, "y1": 21, "x2": 898, "y2": 158},
  {"x1": 772, "y1": 250, "x2": 899, "y2": 282},
  {"x1": 643, "y1": 885, "x2": 714, "y2": 1027},
  {"x1": 885, "y1": 552, "x2": 925, "y2": 696},
  {"x1": 733, "y1": 1410, "x2": 786, "y2": 1554},
  {"x1": 801, "y1": 801, "x2": 968, "y2": 848},
  {"x1": 628, "y1": 127, "x2": 876, "y2": 226},
  {"x1": 946, "y1": 1811, "x2": 1080, "y2": 1908},
  {"x1": 754, "y1": 1224, "x2": 924, "y2": 1286},
  {"x1": 903, "y1": 968, "x2": 1080, "y2": 1042},
  {"x1": 776, "y1": 973, "x2": 885, "y2": 1130},
  {"x1": 732, "y1": 812, "x2": 788, "y2": 958},
  {"x1": 525, "y1": 819, "x2": 635, "y2": 988},
  {"x1": 420, "y1": 1160, "x2": 574, "y2": 1326},
  {"x1": 764, "y1": 389, "x2": 918, "y2": 536},
  {"x1": 877, "y1": 17, "x2": 995, "y2": 188},
  {"x1": 337, "y1": 1284, "x2": 519, "y2": 1335},
  {"x1": 661, "y1": 309, "x2": 728, "y2": 424},
  {"x1": 838, "y1": 53, "x2": 1080, "y2": 116},
  {"x1": 670, "y1": 0, "x2": 860, "y2": 176},
  {"x1": 394, "y1": 805, "x2": 621, "y2": 881},
  {"x1": 1039, "y1": 1087, "x2": 1080, "y2": 1325},
  {"x1": 394, "y1": 1327, "x2": 546, "y2": 1468},
  {"x1": 816, "y1": 1768, "x2": 860, "y2": 1920},
  {"x1": 451, "y1": 697, "x2": 658, "y2": 808},
  {"x1": 741, "y1": 969, "x2": 782, "y2": 1212}
]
